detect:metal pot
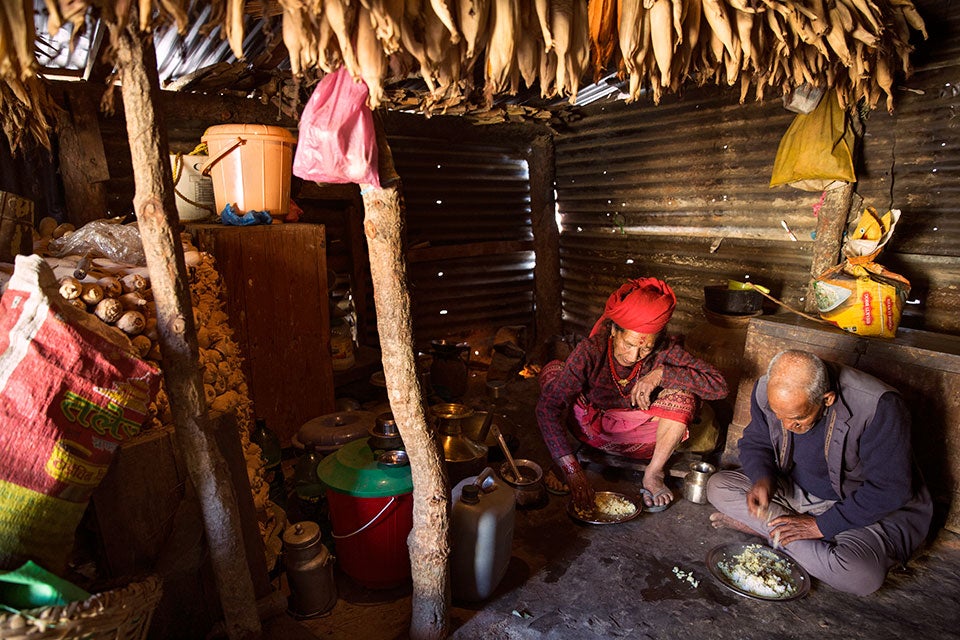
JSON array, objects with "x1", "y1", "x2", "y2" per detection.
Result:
[
  {"x1": 703, "y1": 285, "x2": 763, "y2": 316},
  {"x1": 293, "y1": 410, "x2": 376, "y2": 453},
  {"x1": 499, "y1": 459, "x2": 546, "y2": 510},
  {"x1": 431, "y1": 403, "x2": 488, "y2": 487},
  {"x1": 430, "y1": 340, "x2": 470, "y2": 400},
  {"x1": 368, "y1": 412, "x2": 404, "y2": 452}
]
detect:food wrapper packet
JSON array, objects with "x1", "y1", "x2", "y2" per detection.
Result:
[{"x1": 813, "y1": 208, "x2": 909, "y2": 338}]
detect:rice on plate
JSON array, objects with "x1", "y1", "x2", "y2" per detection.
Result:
[
  {"x1": 572, "y1": 491, "x2": 639, "y2": 522},
  {"x1": 718, "y1": 544, "x2": 798, "y2": 598}
]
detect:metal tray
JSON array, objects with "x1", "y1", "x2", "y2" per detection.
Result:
[
  {"x1": 706, "y1": 542, "x2": 811, "y2": 601},
  {"x1": 567, "y1": 491, "x2": 642, "y2": 525}
]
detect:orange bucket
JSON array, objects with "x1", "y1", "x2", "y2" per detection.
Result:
[{"x1": 201, "y1": 124, "x2": 296, "y2": 218}]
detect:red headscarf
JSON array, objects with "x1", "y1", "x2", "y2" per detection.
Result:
[{"x1": 589, "y1": 278, "x2": 677, "y2": 337}]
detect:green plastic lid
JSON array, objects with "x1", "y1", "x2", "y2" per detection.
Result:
[{"x1": 317, "y1": 439, "x2": 413, "y2": 498}]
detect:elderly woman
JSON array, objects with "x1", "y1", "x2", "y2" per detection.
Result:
[{"x1": 537, "y1": 278, "x2": 728, "y2": 511}]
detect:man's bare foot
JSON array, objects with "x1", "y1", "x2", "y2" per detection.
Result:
[
  {"x1": 710, "y1": 512, "x2": 764, "y2": 537},
  {"x1": 642, "y1": 470, "x2": 673, "y2": 508}
]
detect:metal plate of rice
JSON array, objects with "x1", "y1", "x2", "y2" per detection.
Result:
[
  {"x1": 707, "y1": 542, "x2": 810, "y2": 601},
  {"x1": 567, "y1": 491, "x2": 642, "y2": 525}
]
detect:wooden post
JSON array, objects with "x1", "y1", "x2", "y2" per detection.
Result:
[
  {"x1": 57, "y1": 86, "x2": 109, "y2": 226},
  {"x1": 805, "y1": 183, "x2": 856, "y2": 313},
  {"x1": 110, "y1": 18, "x2": 261, "y2": 640},
  {"x1": 361, "y1": 119, "x2": 449, "y2": 640},
  {"x1": 529, "y1": 134, "x2": 562, "y2": 342}
]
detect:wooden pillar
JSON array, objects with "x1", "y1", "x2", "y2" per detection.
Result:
[
  {"x1": 529, "y1": 134, "x2": 562, "y2": 340},
  {"x1": 110, "y1": 17, "x2": 261, "y2": 640},
  {"x1": 361, "y1": 119, "x2": 449, "y2": 640},
  {"x1": 805, "y1": 183, "x2": 856, "y2": 313},
  {"x1": 57, "y1": 86, "x2": 109, "y2": 226}
]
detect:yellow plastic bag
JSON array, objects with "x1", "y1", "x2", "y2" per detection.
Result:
[
  {"x1": 770, "y1": 91, "x2": 856, "y2": 192},
  {"x1": 812, "y1": 208, "x2": 910, "y2": 338}
]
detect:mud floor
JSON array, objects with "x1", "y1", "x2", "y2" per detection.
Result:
[{"x1": 274, "y1": 375, "x2": 960, "y2": 640}]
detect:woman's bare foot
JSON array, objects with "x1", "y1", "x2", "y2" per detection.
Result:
[
  {"x1": 709, "y1": 512, "x2": 764, "y2": 537},
  {"x1": 642, "y1": 469, "x2": 673, "y2": 508}
]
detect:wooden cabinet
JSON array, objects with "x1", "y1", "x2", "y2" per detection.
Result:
[{"x1": 189, "y1": 223, "x2": 335, "y2": 445}]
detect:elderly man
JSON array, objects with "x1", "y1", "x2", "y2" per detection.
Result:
[
  {"x1": 707, "y1": 349, "x2": 932, "y2": 595},
  {"x1": 537, "y1": 278, "x2": 728, "y2": 511}
]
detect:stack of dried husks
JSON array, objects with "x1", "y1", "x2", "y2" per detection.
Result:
[{"x1": 27, "y1": 220, "x2": 286, "y2": 571}]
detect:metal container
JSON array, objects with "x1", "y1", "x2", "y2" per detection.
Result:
[
  {"x1": 430, "y1": 340, "x2": 470, "y2": 400},
  {"x1": 283, "y1": 521, "x2": 337, "y2": 618},
  {"x1": 368, "y1": 412, "x2": 404, "y2": 453},
  {"x1": 703, "y1": 285, "x2": 763, "y2": 315},
  {"x1": 292, "y1": 410, "x2": 376, "y2": 453},
  {"x1": 498, "y1": 459, "x2": 546, "y2": 510},
  {"x1": 432, "y1": 403, "x2": 489, "y2": 487},
  {"x1": 683, "y1": 461, "x2": 717, "y2": 505}
]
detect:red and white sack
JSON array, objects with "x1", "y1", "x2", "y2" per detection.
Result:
[{"x1": 0, "y1": 255, "x2": 160, "y2": 573}]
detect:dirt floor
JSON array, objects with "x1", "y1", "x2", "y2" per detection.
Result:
[{"x1": 269, "y1": 374, "x2": 960, "y2": 640}]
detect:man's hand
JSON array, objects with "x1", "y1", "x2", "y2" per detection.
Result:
[
  {"x1": 768, "y1": 514, "x2": 823, "y2": 546},
  {"x1": 558, "y1": 454, "x2": 595, "y2": 511},
  {"x1": 631, "y1": 368, "x2": 663, "y2": 410},
  {"x1": 746, "y1": 477, "x2": 775, "y2": 520}
]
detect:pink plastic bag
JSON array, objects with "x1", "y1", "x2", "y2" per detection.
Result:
[{"x1": 293, "y1": 68, "x2": 380, "y2": 187}]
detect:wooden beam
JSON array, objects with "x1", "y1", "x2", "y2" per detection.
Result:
[
  {"x1": 57, "y1": 88, "x2": 109, "y2": 226},
  {"x1": 361, "y1": 117, "x2": 449, "y2": 640},
  {"x1": 407, "y1": 239, "x2": 534, "y2": 263},
  {"x1": 110, "y1": 16, "x2": 260, "y2": 640},
  {"x1": 805, "y1": 183, "x2": 856, "y2": 313},
  {"x1": 529, "y1": 135, "x2": 562, "y2": 341}
]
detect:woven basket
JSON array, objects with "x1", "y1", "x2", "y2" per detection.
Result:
[{"x1": 0, "y1": 575, "x2": 162, "y2": 640}]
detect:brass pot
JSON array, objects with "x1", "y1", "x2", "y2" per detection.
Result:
[{"x1": 431, "y1": 403, "x2": 488, "y2": 486}]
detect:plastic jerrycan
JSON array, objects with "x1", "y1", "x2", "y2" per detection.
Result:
[{"x1": 450, "y1": 468, "x2": 516, "y2": 602}]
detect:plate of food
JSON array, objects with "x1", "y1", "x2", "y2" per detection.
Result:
[
  {"x1": 706, "y1": 542, "x2": 810, "y2": 601},
  {"x1": 567, "y1": 491, "x2": 642, "y2": 525}
]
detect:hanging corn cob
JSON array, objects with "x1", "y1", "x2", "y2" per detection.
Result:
[{"x1": 0, "y1": 0, "x2": 930, "y2": 149}]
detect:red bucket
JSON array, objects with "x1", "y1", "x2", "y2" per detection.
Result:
[
  {"x1": 326, "y1": 489, "x2": 413, "y2": 589},
  {"x1": 317, "y1": 439, "x2": 414, "y2": 589}
]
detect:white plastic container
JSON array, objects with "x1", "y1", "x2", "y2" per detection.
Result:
[
  {"x1": 170, "y1": 154, "x2": 215, "y2": 221},
  {"x1": 450, "y1": 469, "x2": 516, "y2": 602}
]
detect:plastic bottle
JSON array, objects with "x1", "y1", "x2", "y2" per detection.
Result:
[
  {"x1": 450, "y1": 469, "x2": 516, "y2": 602},
  {"x1": 251, "y1": 418, "x2": 286, "y2": 508},
  {"x1": 293, "y1": 449, "x2": 324, "y2": 521}
]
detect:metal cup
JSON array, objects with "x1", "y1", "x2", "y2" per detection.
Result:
[{"x1": 683, "y1": 461, "x2": 716, "y2": 505}]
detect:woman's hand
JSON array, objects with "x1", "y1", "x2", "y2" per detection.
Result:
[
  {"x1": 558, "y1": 454, "x2": 595, "y2": 511},
  {"x1": 631, "y1": 367, "x2": 663, "y2": 410}
]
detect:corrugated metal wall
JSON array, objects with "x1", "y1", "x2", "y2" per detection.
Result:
[
  {"x1": 554, "y1": 0, "x2": 960, "y2": 339},
  {"x1": 855, "y1": 0, "x2": 960, "y2": 333},
  {"x1": 385, "y1": 134, "x2": 536, "y2": 349},
  {"x1": 554, "y1": 93, "x2": 806, "y2": 337}
]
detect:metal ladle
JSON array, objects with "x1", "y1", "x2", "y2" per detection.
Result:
[{"x1": 493, "y1": 426, "x2": 521, "y2": 483}]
